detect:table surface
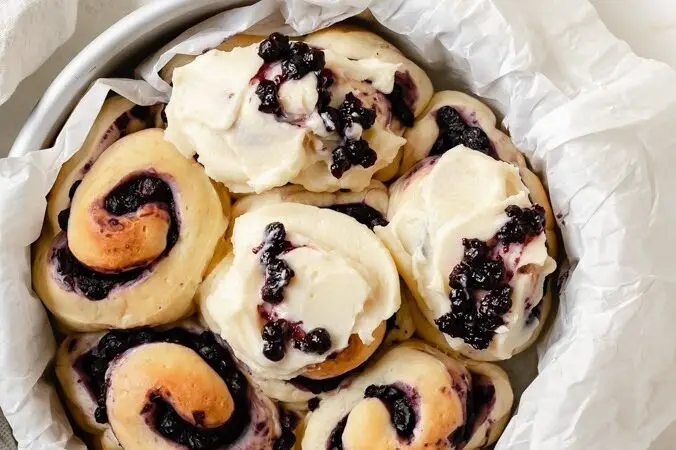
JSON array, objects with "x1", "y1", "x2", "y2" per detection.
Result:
[{"x1": 2, "y1": 0, "x2": 676, "y2": 448}]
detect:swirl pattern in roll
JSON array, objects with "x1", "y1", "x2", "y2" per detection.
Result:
[
  {"x1": 56, "y1": 321, "x2": 299, "y2": 449},
  {"x1": 302, "y1": 341, "x2": 513, "y2": 449},
  {"x1": 32, "y1": 125, "x2": 229, "y2": 331},
  {"x1": 201, "y1": 202, "x2": 401, "y2": 406},
  {"x1": 164, "y1": 27, "x2": 433, "y2": 194},
  {"x1": 377, "y1": 144, "x2": 557, "y2": 361}
]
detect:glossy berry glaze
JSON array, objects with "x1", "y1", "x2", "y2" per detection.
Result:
[
  {"x1": 254, "y1": 222, "x2": 332, "y2": 361},
  {"x1": 431, "y1": 105, "x2": 496, "y2": 158},
  {"x1": 326, "y1": 383, "x2": 418, "y2": 449},
  {"x1": 435, "y1": 205, "x2": 546, "y2": 350},
  {"x1": 71, "y1": 326, "x2": 302, "y2": 449},
  {"x1": 53, "y1": 174, "x2": 179, "y2": 300}
]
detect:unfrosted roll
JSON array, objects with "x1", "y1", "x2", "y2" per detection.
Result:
[
  {"x1": 302, "y1": 341, "x2": 513, "y2": 449},
  {"x1": 55, "y1": 321, "x2": 293, "y2": 449},
  {"x1": 33, "y1": 126, "x2": 229, "y2": 331}
]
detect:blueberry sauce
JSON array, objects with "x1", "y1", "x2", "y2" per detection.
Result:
[
  {"x1": 53, "y1": 174, "x2": 179, "y2": 300},
  {"x1": 308, "y1": 397, "x2": 321, "y2": 411},
  {"x1": 386, "y1": 72, "x2": 417, "y2": 128},
  {"x1": 272, "y1": 408, "x2": 299, "y2": 450},
  {"x1": 329, "y1": 94, "x2": 378, "y2": 179},
  {"x1": 327, "y1": 416, "x2": 348, "y2": 450},
  {"x1": 254, "y1": 223, "x2": 333, "y2": 361},
  {"x1": 496, "y1": 205, "x2": 546, "y2": 246},
  {"x1": 435, "y1": 238, "x2": 512, "y2": 350},
  {"x1": 435, "y1": 205, "x2": 546, "y2": 349},
  {"x1": 289, "y1": 371, "x2": 353, "y2": 395},
  {"x1": 449, "y1": 374, "x2": 496, "y2": 447},
  {"x1": 325, "y1": 203, "x2": 387, "y2": 230},
  {"x1": 363, "y1": 384, "x2": 417, "y2": 439},
  {"x1": 431, "y1": 105, "x2": 496, "y2": 158},
  {"x1": 328, "y1": 203, "x2": 387, "y2": 230},
  {"x1": 73, "y1": 327, "x2": 250, "y2": 450}
]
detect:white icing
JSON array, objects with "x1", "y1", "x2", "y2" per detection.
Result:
[
  {"x1": 201, "y1": 203, "x2": 400, "y2": 379},
  {"x1": 381, "y1": 147, "x2": 556, "y2": 359},
  {"x1": 165, "y1": 43, "x2": 404, "y2": 193}
]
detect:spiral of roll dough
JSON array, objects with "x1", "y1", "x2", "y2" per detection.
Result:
[
  {"x1": 32, "y1": 128, "x2": 229, "y2": 331},
  {"x1": 302, "y1": 340, "x2": 513, "y2": 450},
  {"x1": 377, "y1": 146, "x2": 557, "y2": 361},
  {"x1": 165, "y1": 26, "x2": 433, "y2": 194},
  {"x1": 201, "y1": 202, "x2": 400, "y2": 399},
  {"x1": 56, "y1": 322, "x2": 285, "y2": 450}
]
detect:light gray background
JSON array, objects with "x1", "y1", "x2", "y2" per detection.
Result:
[{"x1": 2, "y1": 0, "x2": 676, "y2": 448}]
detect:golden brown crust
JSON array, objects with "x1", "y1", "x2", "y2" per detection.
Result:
[
  {"x1": 302, "y1": 323, "x2": 386, "y2": 380},
  {"x1": 33, "y1": 129, "x2": 229, "y2": 331}
]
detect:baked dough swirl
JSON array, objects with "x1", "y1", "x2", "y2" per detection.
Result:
[
  {"x1": 302, "y1": 341, "x2": 513, "y2": 449},
  {"x1": 56, "y1": 321, "x2": 291, "y2": 449},
  {"x1": 32, "y1": 123, "x2": 228, "y2": 331},
  {"x1": 201, "y1": 202, "x2": 400, "y2": 405}
]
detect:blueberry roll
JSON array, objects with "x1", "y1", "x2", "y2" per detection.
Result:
[
  {"x1": 165, "y1": 27, "x2": 432, "y2": 194},
  {"x1": 56, "y1": 322, "x2": 294, "y2": 449},
  {"x1": 377, "y1": 147, "x2": 557, "y2": 360},
  {"x1": 302, "y1": 341, "x2": 513, "y2": 449},
  {"x1": 200, "y1": 202, "x2": 400, "y2": 407},
  {"x1": 33, "y1": 128, "x2": 229, "y2": 330}
]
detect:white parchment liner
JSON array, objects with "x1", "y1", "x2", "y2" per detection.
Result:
[{"x1": 3, "y1": 0, "x2": 676, "y2": 449}]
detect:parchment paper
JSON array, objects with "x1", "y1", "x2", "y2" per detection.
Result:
[{"x1": 3, "y1": 0, "x2": 676, "y2": 449}]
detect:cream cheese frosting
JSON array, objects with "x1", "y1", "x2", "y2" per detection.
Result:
[
  {"x1": 201, "y1": 202, "x2": 400, "y2": 379},
  {"x1": 165, "y1": 42, "x2": 406, "y2": 193},
  {"x1": 377, "y1": 146, "x2": 556, "y2": 360}
]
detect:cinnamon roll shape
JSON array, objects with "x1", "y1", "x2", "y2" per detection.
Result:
[
  {"x1": 56, "y1": 322, "x2": 293, "y2": 450},
  {"x1": 33, "y1": 126, "x2": 229, "y2": 331},
  {"x1": 200, "y1": 202, "x2": 401, "y2": 407},
  {"x1": 164, "y1": 27, "x2": 433, "y2": 194},
  {"x1": 302, "y1": 341, "x2": 513, "y2": 449},
  {"x1": 377, "y1": 144, "x2": 557, "y2": 361}
]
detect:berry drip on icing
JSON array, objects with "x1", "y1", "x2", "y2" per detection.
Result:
[
  {"x1": 254, "y1": 222, "x2": 332, "y2": 361},
  {"x1": 255, "y1": 33, "x2": 327, "y2": 117},
  {"x1": 435, "y1": 238, "x2": 511, "y2": 350},
  {"x1": 327, "y1": 416, "x2": 348, "y2": 450},
  {"x1": 496, "y1": 204, "x2": 546, "y2": 245},
  {"x1": 325, "y1": 203, "x2": 387, "y2": 230},
  {"x1": 73, "y1": 327, "x2": 250, "y2": 448},
  {"x1": 54, "y1": 174, "x2": 179, "y2": 300},
  {"x1": 363, "y1": 384, "x2": 417, "y2": 439},
  {"x1": 431, "y1": 105, "x2": 496, "y2": 158},
  {"x1": 329, "y1": 93, "x2": 378, "y2": 178},
  {"x1": 273, "y1": 409, "x2": 299, "y2": 450},
  {"x1": 435, "y1": 205, "x2": 546, "y2": 350}
]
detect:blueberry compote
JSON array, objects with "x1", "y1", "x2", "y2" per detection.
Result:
[
  {"x1": 273, "y1": 409, "x2": 299, "y2": 450},
  {"x1": 253, "y1": 222, "x2": 332, "y2": 361},
  {"x1": 435, "y1": 205, "x2": 546, "y2": 350},
  {"x1": 325, "y1": 203, "x2": 387, "y2": 230},
  {"x1": 448, "y1": 374, "x2": 496, "y2": 447},
  {"x1": 386, "y1": 72, "x2": 417, "y2": 128},
  {"x1": 255, "y1": 33, "x2": 382, "y2": 180},
  {"x1": 364, "y1": 384, "x2": 417, "y2": 439},
  {"x1": 54, "y1": 174, "x2": 179, "y2": 300},
  {"x1": 431, "y1": 105, "x2": 496, "y2": 158},
  {"x1": 73, "y1": 327, "x2": 262, "y2": 449},
  {"x1": 327, "y1": 416, "x2": 348, "y2": 450}
]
